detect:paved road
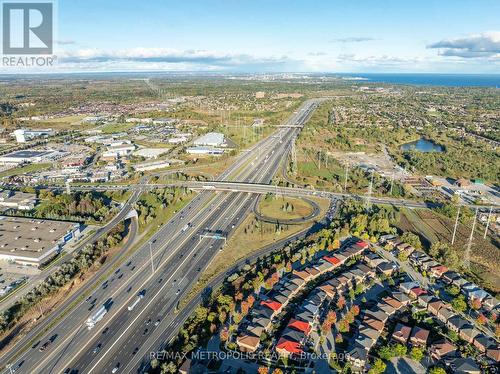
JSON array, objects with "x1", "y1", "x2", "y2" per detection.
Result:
[
  {"x1": 64, "y1": 99, "x2": 319, "y2": 374},
  {"x1": 0, "y1": 214, "x2": 140, "y2": 363},
  {"x1": 134, "y1": 200, "x2": 339, "y2": 374},
  {"x1": 0, "y1": 188, "x2": 142, "y2": 313},
  {"x1": 0, "y1": 100, "x2": 320, "y2": 374},
  {"x1": 36, "y1": 180, "x2": 498, "y2": 211}
]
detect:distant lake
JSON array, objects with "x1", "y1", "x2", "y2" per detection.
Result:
[
  {"x1": 401, "y1": 138, "x2": 444, "y2": 152},
  {"x1": 338, "y1": 73, "x2": 500, "y2": 88}
]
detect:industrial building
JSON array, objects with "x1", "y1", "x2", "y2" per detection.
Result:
[
  {"x1": 0, "y1": 150, "x2": 62, "y2": 165},
  {"x1": 186, "y1": 146, "x2": 224, "y2": 155},
  {"x1": 0, "y1": 190, "x2": 37, "y2": 211},
  {"x1": 133, "y1": 148, "x2": 168, "y2": 159},
  {"x1": 0, "y1": 216, "x2": 81, "y2": 267},
  {"x1": 12, "y1": 128, "x2": 55, "y2": 143},
  {"x1": 193, "y1": 132, "x2": 226, "y2": 147},
  {"x1": 133, "y1": 160, "x2": 171, "y2": 172}
]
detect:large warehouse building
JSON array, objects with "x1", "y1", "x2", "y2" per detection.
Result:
[
  {"x1": 193, "y1": 132, "x2": 226, "y2": 147},
  {"x1": 0, "y1": 150, "x2": 62, "y2": 165},
  {"x1": 0, "y1": 216, "x2": 81, "y2": 267}
]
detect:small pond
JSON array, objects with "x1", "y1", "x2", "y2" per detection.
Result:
[{"x1": 401, "y1": 138, "x2": 444, "y2": 152}]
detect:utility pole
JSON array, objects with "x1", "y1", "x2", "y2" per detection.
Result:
[
  {"x1": 389, "y1": 172, "x2": 395, "y2": 195},
  {"x1": 464, "y1": 208, "x2": 478, "y2": 270},
  {"x1": 365, "y1": 170, "x2": 374, "y2": 212},
  {"x1": 344, "y1": 163, "x2": 349, "y2": 192},
  {"x1": 451, "y1": 205, "x2": 461, "y2": 245},
  {"x1": 149, "y1": 241, "x2": 154, "y2": 274},
  {"x1": 483, "y1": 206, "x2": 492, "y2": 239},
  {"x1": 291, "y1": 142, "x2": 297, "y2": 175}
]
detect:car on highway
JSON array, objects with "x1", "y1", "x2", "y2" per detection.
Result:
[
  {"x1": 112, "y1": 363, "x2": 120, "y2": 373},
  {"x1": 92, "y1": 343, "x2": 102, "y2": 354},
  {"x1": 102, "y1": 327, "x2": 109, "y2": 334},
  {"x1": 38, "y1": 341, "x2": 50, "y2": 352}
]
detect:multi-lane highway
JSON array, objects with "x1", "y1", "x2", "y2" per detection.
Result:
[
  {"x1": 0, "y1": 188, "x2": 142, "y2": 312},
  {"x1": 0, "y1": 99, "x2": 320, "y2": 374}
]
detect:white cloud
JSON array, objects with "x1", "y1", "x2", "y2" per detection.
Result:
[
  {"x1": 54, "y1": 47, "x2": 298, "y2": 72},
  {"x1": 329, "y1": 37, "x2": 377, "y2": 43},
  {"x1": 427, "y1": 31, "x2": 500, "y2": 59}
]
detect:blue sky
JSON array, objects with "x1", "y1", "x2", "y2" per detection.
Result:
[{"x1": 7, "y1": 0, "x2": 500, "y2": 73}]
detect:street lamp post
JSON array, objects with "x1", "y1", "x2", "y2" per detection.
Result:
[{"x1": 149, "y1": 241, "x2": 154, "y2": 274}]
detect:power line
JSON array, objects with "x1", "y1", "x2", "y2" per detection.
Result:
[
  {"x1": 464, "y1": 208, "x2": 478, "y2": 270},
  {"x1": 451, "y1": 205, "x2": 461, "y2": 245}
]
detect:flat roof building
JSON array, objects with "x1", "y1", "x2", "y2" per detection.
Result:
[
  {"x1": 0, "y1": 216, "x2": 81, "y2": 267},
  {"x1": 193, "y1": 132, "x2": 226, "y2": 147},
  {"x1": 0, "y1": 190, "x2": 37, "y2": 211},
  {"x1": 133, "y1": 160, "x2": 170, "y2": 172},
  {"x1": 0, "y1": 149, "x2": 61, "y2": 165},
  {"x1": 12, "y1": 128, "x2": 55, "y2": 143},
  {"x1": 186, "y1": 146, "x2": 224, "y2": 155}
]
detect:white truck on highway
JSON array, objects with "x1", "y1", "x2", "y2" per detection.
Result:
[
  {"x1": 85, "y1": 305, "x2": 107, "y2": 330},
  {"x1": 128, "y1": 292, "x2": 144, "y2": 311}
]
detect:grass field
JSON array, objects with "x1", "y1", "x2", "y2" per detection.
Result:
[
  {"x1": 100, "y1": 122, "x2": 136, "y2": 134},
  {"x1": 397, "y1": 207, "x2": 500, "y2": 293},
  {"x1": 259, "y1": 196, "x2": 313, "y2": 220},
  {"x1": 24, "y1": 115, "x2": 88, "y2": 130},
  {"x1": 0, "y1": 163, "x2": 52, "y2": 178}
]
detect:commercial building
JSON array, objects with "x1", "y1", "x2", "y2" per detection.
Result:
[
  {"x1": 12, "y1": 128, "x2": 55, "y2": 143},
  {"x1": 193, "y1": 132, "x2": 226, "y2": 147},
  {"x1": 133, "y1": 148, "x2": 168, "y2": 159},
  {"x1": 186, "y1": 146, "x2": 224, "y2": 155},
  {"x1": 0, "y1": 190, "x2": 37, "y2": 211},
  {"x1": 133, "y1": 160, "x2": 170, "y2": 172},
  {"x1": 0, "y1": 150, "x2": 62, "y2": 165},
  {"x1": 0, "y1": 216, "x2": 81, "y2": 267}
]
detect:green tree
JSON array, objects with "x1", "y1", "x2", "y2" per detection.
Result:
[
  {"x1": 429, "y1": 367, "x2": 446, "y2": 374},
  {"x1": 452, "y1": 295, "x2": 467, "y2": 313},
  {"x1": 394, "y1": 343, "x2": 407, "y2": 357},
  {"x1": 410, "y1": 347, "x2": 424, "y2": 361},
  {"x1": 378, "y1": 345, "x2": 394, "y2": 360},
  {"x1": 368, "y1": 359, "x2": 386, "y2": 374},
  {"x1": 400, "y1": 232, "x2": 421, "y2": 249}
]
